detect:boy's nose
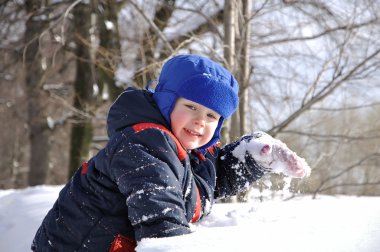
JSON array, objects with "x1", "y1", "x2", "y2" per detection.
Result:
[{"x1": 193, "y1": 116, "x2": 205, "y2": 127}]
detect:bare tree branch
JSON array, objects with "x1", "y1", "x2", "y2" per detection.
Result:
[
  {"x1": 268, "y1": 47, "x2": 380, "y2": 136},
  {"x1": 128, "y1": 0, "x2": 174, "y2": 53},
  {"x1": 311, "y1": 102, "x2": 380, "y2": 111},
  {"x1": 255, "y1": 18, "x2": 379, "y2": 47},
  {"x1": 281, "y1": 130, "x2": 380, "y2": 142},
  {"x1": 312, "y1": 153, "x2": 380, "y2": 198},
  {"x1": 316, "y1": 181, "x2": 380, "y2": 194}
]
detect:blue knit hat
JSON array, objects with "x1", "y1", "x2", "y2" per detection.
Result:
[{"x1": 150, "y1": 54, "x2": 239, "y2": 151}]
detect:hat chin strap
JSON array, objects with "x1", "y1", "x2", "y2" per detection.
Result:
[{"x1": 196, "y1": 117, "x2": 224, "y2": 153}]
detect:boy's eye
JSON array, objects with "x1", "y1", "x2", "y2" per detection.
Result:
[
  {"x1": 207, "y1": 113, "x2": 218, "y2": 120},
  {"x1": 185, "y1": 104, "x2": 196, "y2": 110}
]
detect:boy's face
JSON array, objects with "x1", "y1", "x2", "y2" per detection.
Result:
[{"x1": 170, "y1": 98, "x2": 221, "y2": 150}]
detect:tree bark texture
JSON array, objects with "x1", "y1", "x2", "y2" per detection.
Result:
[
  {"x1": 97, "y1": 0, "x2": 123, "y2": 101},
  {"x1": 221, "y1": 0, "x2": 237, "y2": 144},
  {"x1": 69, "y1": 2, "x2": 95, "y2": 177},
  {"x1": 25, "y1": 1, "x2": 51, "y2": 186}
]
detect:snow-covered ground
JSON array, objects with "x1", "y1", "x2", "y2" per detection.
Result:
[{"x1": 1, "y1": 185, "x2": 380, "y2": 252}]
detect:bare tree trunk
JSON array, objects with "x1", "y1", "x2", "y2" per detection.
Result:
[
  {"x1": 236, "y1": 0, "x2": 252, "y2": 202},
  {"x1": 238, "y1": 0, "x2": 251, "y2": 136},
  {"x1": 221, "y1": 0, "x2": 237, "y2": 144},
  {"x1": 0, "y1": 0, "x2": 29, "y2": 189},
  {"x1": 220, "y1": 0, "x2": 239, "y2": 203},
  {"x1": 96, "y1": 0, "x2": 123, "y2": 101},
  {"x1": 69, "y1": 2, "x2": 95, "y2": 177},
  {"x1": 24, "y1": 1, "x2": 51, "y2": 186},
  {"x1": 0, "y1": 50, "x2": 28, "y2": 188}
]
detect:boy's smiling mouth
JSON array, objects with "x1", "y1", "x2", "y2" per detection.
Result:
[{"x1": 184, "y1": 128, "x2": 202, "y2": 137}]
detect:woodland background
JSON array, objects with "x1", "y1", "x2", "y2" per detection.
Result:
[{"x1": 1, "y1": 0, "x2": 380, "y2": 198}]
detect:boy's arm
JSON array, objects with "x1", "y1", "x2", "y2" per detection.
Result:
[
  {"x1": 109, "y1": 128, "x2": 194, "y2": 241},
  {"x1": 214, "y1": 131, "x2": 311, "y2": 199},
  {"x1": 213, "y1": 141, "x2": 265, "y2": 199}
]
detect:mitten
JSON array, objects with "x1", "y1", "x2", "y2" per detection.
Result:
[{"x1": 232, "y1": 131, "x2": 311, "y2": 178}]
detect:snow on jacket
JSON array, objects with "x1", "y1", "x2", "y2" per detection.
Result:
[{"x1": 31, "y1": 88, "x2": 266, "y2": 251}]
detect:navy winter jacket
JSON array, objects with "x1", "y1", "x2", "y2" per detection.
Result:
[{"x1": 31, "y1": 88, "x2": 265, "y2": 251}]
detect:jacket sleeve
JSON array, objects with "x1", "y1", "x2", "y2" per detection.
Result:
[
  {"x1": 213, "y1": 136, "x2": 267, "y2": 199},
  {"x1": 108, "y1": 128, "x2": 192, "y2": 241}
]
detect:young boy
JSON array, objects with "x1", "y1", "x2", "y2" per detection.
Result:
[{"x1": 32, "y1": 54, "x2": 309, "y2": 252}]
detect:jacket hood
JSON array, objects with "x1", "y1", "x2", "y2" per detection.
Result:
[{"x1": 107, "y1": 88, "x2": 169, "y2": 138}]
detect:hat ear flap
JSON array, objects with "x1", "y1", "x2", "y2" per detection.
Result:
[{"x1": 152, "y1": 91, "x2": 178, "y2": 126}]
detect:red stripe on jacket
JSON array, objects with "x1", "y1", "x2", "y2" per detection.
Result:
[
  {"x1": 81, "y1": 161, "x2": 88, "y2": 175},
  {"x1": 132, "y1": 123, "x2": 187, "y2": 161},
  {"x1": 191, "y1": 187, "x2": 201, "y2": 223},
  {"x1": 109, "y1": 234, "x2": 136, "y2": 252}
]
